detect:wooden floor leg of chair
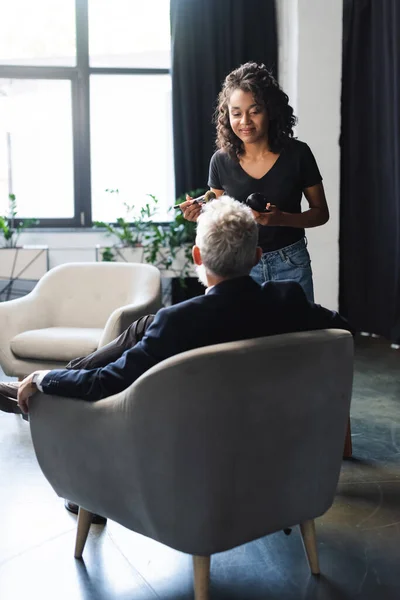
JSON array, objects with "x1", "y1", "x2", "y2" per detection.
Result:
[
  {"x1": 74, "y1": 508, "x2": 93, "y2": 559},
  {"x1": 300, "y1": 519, "x2": 320, "y2": 575},
  {"x1": 192, "y1": 555, "x2": 211, "y2": 600},
  {"x1": 343, "y1": 418, "x2": 353, "y2": 459}
]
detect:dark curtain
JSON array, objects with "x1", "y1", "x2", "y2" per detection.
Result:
[
  {"x1": 340, "y1": 0, "x2": 400, "y2": 342},
  {"x1": 170, "y1": 0, "x2": 277, "y2": 198}
]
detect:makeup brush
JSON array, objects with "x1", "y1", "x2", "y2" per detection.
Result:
[{"x1": 174, "y1": 190, "x2": 217, "y2": 210}]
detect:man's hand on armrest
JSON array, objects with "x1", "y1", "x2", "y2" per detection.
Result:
[{"x1": 17, "y1": 370, "x2": 50, "y2": 414}]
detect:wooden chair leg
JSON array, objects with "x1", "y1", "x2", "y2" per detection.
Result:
[
  {"x1": 300, "y1": 519, "x2": 320, "y2": 575},
  {"x1": 74, "y1": 507, "x2": 93, "y2": 559},
  {"x1": 193, "y1": 555, "x2": 211, "y2": 600},
  {"x1": 343, "y1": 418, "x2": 352, "y2": 459}
]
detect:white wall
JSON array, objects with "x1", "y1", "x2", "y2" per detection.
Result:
[
  {"x1": 18, "y1": 1, "x2": 342, "y2": 308},
  {"x1": 18, "y1": 229, "x2": 114, "y2": 269},
  {"x1": 278, "y1": 0, "x2": 342, "y2": 309}
]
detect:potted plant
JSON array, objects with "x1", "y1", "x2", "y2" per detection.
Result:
[
  {"x1": 95, "y1": 189, "x2": 205, "y2": 304},
  {"x1": 93, "y1": 189, "x2": 159, "y2": 263},
  {"x1": 143, "y1": 189, "x2": 205, "y2": 303},
  {"x1": 0, "y1": 194, "x2": 39, "y2": 248},
  {"x1": 0, "y1": 194, "x2": 45, "y2": 301}
]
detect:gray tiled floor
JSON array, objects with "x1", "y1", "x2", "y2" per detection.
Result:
[{"x1": 0, "y1": 336, "x2": 400, "y2": 599}]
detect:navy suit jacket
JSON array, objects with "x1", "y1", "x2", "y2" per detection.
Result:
[{"x1": 42, "y1": 277, "x2": 351, "y2": 401}]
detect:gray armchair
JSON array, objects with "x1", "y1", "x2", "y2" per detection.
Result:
[
  {"x1": 29, "y1": 329, "x2": 353, "y2": 600},
  {"x1": 0, "y1": 262, "x2": 161, "y2": 378}
]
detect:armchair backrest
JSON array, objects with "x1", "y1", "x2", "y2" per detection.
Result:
[
  {"x1": 123, "y1": 329, "x2": 353, "y2": 555},
  {"x1": 32, "y1": 262, "x2": 161, "y2": 328}
]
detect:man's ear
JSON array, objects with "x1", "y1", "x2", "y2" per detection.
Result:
[
  {"x1": 253, "y1": 246, "x2": 262, "y2": 266},
  {"x1": 192, "y1": 245, "x2": 203, "y2": 266}
]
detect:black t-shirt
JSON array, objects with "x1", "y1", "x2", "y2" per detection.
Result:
[{"x1": 208, "y1": 139, "x2": 322, "y2": 253}]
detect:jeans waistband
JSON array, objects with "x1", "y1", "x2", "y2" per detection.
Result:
[{"x1": 261, "y1": 237, "x2": 307, "y2": 260}]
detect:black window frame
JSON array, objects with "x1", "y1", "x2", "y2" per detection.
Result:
[{"x1": 0, "y1": 0, "x2": 170, "y2": 228}]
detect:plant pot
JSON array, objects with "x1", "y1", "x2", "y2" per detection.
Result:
[{"x1": 170, "y1": 277, "x2": 205, "y2": 304}]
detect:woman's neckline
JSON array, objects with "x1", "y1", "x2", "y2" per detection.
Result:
[{"x1": 238, "y1": 149, "x2": 283, "y2": 181}]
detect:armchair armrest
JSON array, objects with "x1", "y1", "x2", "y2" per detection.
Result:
[
  {"x1": 0, "y1": 291, "x2": 51, "y2": 374},
  {"x1": 98, "y1": 298, "x2": 161, "y2": 348},
  {"x1": 29, "y1": 389, "x2": 145, "y2": 530}
]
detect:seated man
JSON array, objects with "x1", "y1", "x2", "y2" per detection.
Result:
[{"x1": 1, "y1": 196, "x2": 351, "y2": 416}]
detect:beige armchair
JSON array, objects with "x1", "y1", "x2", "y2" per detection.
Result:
[
  {"x1": 0, "y1": 262, "x2": 161, "y2": 378},
  {"x1": 29, "y1": 329, "x2": 353, "y2": 600}
]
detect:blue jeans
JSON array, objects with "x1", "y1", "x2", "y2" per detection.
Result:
[{"x1": 250, "y1": 237, "x2": 314, "y2": 302}]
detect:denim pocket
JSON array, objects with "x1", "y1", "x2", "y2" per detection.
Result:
[{"x1": 282, "y1": 248, "x2": 311, "y2": 270}]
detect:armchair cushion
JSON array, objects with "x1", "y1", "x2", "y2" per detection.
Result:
[{"x1": 11, "y1": 327, "x2": 103, "y2": 362}]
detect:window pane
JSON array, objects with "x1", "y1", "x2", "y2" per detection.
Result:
[
  {"x1": 89, "y1": 0, "x2": 171, "y2": 68},
  {"x1": 0, "y1": 0, "x2": 76, "y2": 66},
  {"x1": 90, "y1": 75, "x2": 174, "y2": 222},
  {"x1": 0, "y1": 79, "x2": 74, "y2": 219}
]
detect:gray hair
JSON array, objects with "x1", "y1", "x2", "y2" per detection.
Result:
[{"x1": 195, "y1": 196, "x2": 258, "y2": 278}]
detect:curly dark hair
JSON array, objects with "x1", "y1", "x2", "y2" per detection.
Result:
[{"x1": 215, "y1": 62, "x2": 297, "y2": 161}]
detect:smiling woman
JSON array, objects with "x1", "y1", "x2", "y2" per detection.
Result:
[{"x1": 181, "y1": 62, "x2": 329, "y2": 302}]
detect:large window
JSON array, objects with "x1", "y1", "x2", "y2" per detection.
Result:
[
  {"x1": 0, "y1": 0, "x2": 172, "y2": 226},
  {"x1": 0, "y1": 79, "x2": 75, "y2": 218}
]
